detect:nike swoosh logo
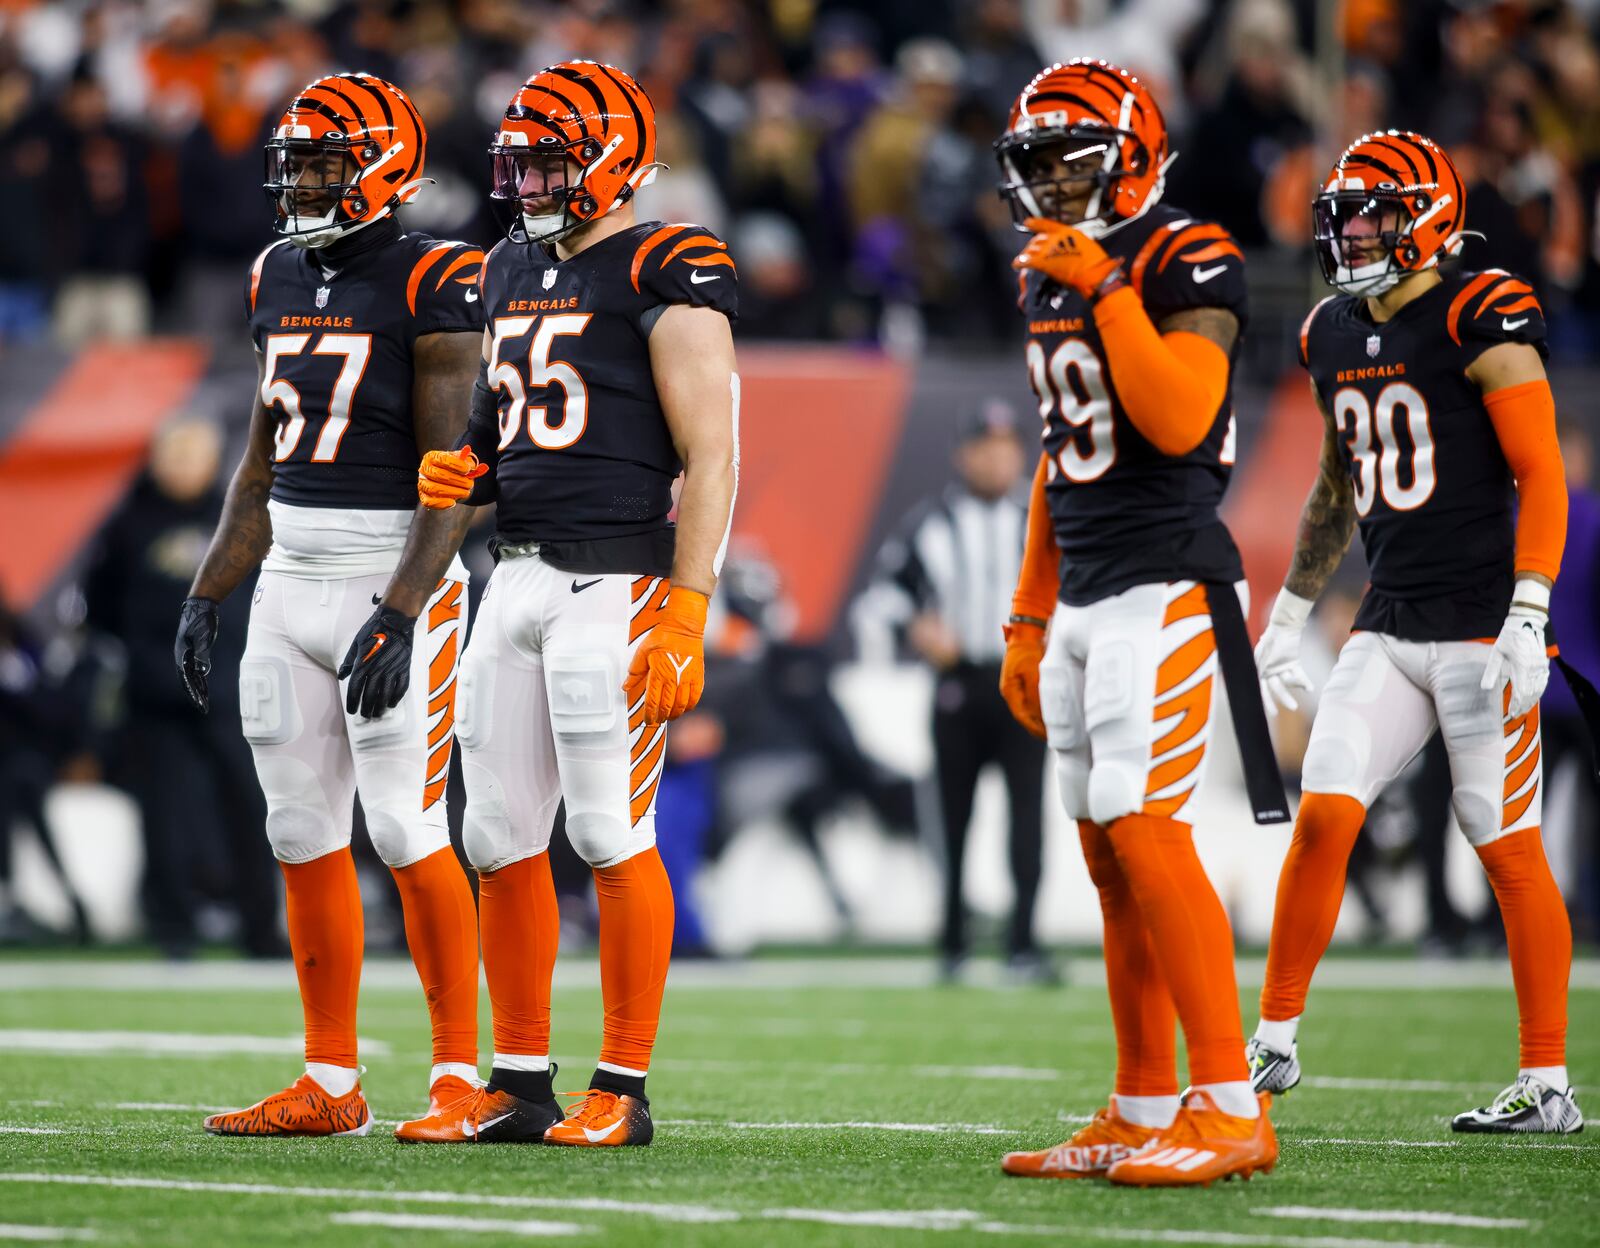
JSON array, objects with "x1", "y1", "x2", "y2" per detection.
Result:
[
  {"x1": 1191, "y1": 264, "x2": 1227, "y2": 283},
  {"x1": 465, "y1": 289, "x2": 479, "y2": 302},
  {"x1": 571, "y1": 578, "x2": 602, "y2": 594},
  {"x1": 1503, "y1": 317, "x2": 1528, "y2": 330},
  {"x1": 689, "y1": 271, "x2": 720, "y2": 284},
  {"x1": 582, "y1": 1120, "x2": 624, "y2": 1142},
  {"x1": 363, "y1": 633, "x2": 387, "y2": 662},
  {"x1": 460, "y1": 1110, "x2": 514, "y2": 1138}
]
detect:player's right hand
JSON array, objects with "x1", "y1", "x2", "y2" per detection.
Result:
[
  {"x1": 1255, "y1": 589, "x2": 1316, "y2": 716},
  {"x1": 1000, "y1": 621, "x2": 1048, "y2": 740},
  {"x1": 174, "y1": 596, "x2": 220, "y2": 715},
  {"x1": 417, "y1": 445, "x2": 488, "y2": 510}
]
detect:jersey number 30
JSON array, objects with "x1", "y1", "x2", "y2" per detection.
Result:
[
  {"x1": 488, "y1": 314, "x2": 594, "y2": 451},
  {"x1": 1332, "y1": 382, "x2": 1435, "y2": 515}
]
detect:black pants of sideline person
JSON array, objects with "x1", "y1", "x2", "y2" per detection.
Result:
[{"x1": 933, "y1": 661, "x2": 1047, "y2": 960}]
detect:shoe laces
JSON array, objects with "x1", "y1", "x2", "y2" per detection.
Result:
[
  {"x1": 1488, "y1": 1076, "x2": 1554, "y2": 1127},
  {"x1": 560, "y1": 1088, "x2": 621, "y2": 1126}
]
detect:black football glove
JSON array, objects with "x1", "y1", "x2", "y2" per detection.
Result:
[
  {"x1": 337, "y1": 604, "x2": 416, "y2": 719},
  {"x1": 174, "y1": 596, "x2": 220, "y2": 714}
]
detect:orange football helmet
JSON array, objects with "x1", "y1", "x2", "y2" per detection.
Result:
[
  {"x1": 1313, "y1": 130, "x2": 1467, "y2": 296},
  {"x1": 489, "y1": 60, "x2": 661, "y2": 244},
  {"x1": 264, "y1": 72, "x2": 428, "y2": 248},
  {"x1": 995, "y1": 59, "x2": 1172, "y2": 239}
]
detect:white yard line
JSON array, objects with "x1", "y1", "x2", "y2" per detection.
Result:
[
  {"x1": 0, "y1": 1030, "x2": 389, "y2": 1059},
  {"x1": 974, "y1": 1229, "x2": 1457, "y2": 1248},
  {"x1": 1253, "y1": 1206, "x2": 1529, "y2": 1229},
  {"x1": 660, "y1": 1119, "x2": 1021, "y2": 1135},
  {"x1": 1299, "y1": 1077, "x2": 1491, "y2": 1093},
  {"x1": 0, "y1": 1229, "x2": 97, "y2": 1243},
  {"x1": 331, "y1": 1213, "x2": 581, "y2": 1237},
  {"x1": 0, "y1": 1128, "x2": 62, "y2": 1135}
]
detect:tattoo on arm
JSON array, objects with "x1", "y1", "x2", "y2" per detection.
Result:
[
  {"x1": 1284, "y1": 385, "x2": 1357, "y2": 600},
  {"x1": 189, "y1": 361, "x2": 275, "y2": 602},
  {"x1": 1157, "y1": 306, "x2": 1239, "y2": 354}
]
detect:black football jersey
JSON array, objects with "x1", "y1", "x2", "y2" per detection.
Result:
[
  {"x1": 246, "y1": 222, "x2": 485, "y2": 511},
  {"x1": 463, "y1": 221, "x2": 738, "y2": 547},
  {"x1": 1019, "y1": 203, "x2": 1249, "y2": 605},
  {"x1": 1300, "y1": 268, "x2": 1548, "y2": 641}
]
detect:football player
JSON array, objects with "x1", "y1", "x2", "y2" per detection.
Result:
[
  {"x1": 340, "y1": 60, "x2": 737, "y2": 1146},
  {"x1": 1249, "y1": 131, "x2": 1581, "y2": 1134},
  {"x1": 994, "y1": 60, "x2": 1278, "y2": 1186},
  {"x1": 174, "y1": 73, "x2": 484, "y2": 1139}
]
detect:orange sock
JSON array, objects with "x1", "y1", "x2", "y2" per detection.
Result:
[
  {"x1": 281, "y1": 848, "x2": 363, "y2": 1068},
  {"x1": 390, "y1": 846, "x2": 479, "y2": 1068},
  {"x1": 1477, "y1": 827, "x2": 1571, "y2": 1069},
  {"x1": 1258, "y1": 793, "x2": 1366, "y2": 1024},
  {"x1": 477, "y1": 853, "x2": 559, "y2": 1057},
  {"x1": 594, "y1": 846, "x2": 675, "y2": 1073},
  {"x1": 1105, "y1": 814, "x2": 1246, "y2": 1086},
  {"x1": 1079, "y1": 820, "x2": 1178, "y2": 1096}
]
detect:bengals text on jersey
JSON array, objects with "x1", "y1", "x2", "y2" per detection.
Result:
[
  {"x1": 1020, "y1": 202, "x2": 1248, "y2": 604},
  {"x1": 1300, "y1": 266, "x2": 1548, "y2": 641}
]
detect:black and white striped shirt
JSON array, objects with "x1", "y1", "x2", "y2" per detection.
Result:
[{"x1": 865, "y1": 487, "x2": 1027, "y2": 664}]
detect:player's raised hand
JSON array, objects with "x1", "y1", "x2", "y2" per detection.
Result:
[
  {"x1": 338, "y1": 604, "x2": 416, "y2": 718},
  {"x1": 174, "y1": 596, "x2": 220, "y2": 714},
  {"x1": 999, "y1": 620, "x2": 1048, "y2": 740},
  {"x1": 1013, "y1": 217, "x2": 1122, "y2": 298},
  {"x1": 418, "y1": 445, "x2": 488, "y2": 510},
  {"x1": 1254, "y1": 590, "x2": 1316, "y2": 717},
  {"x1": 1481, "y1": 600, "x2": 1549, "y2": 718},
  {"x1": 626, "y1": 586, "x2": 708, "y2": 725}
]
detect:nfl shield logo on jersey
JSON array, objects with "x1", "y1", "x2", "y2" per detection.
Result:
[
  {"x1": 1366, "y1": 334, "x2": 1381, "y2": 357},
  {"x1": 316, "y1": 286, "x2": 330, "y2": 308},
  {"x1": 542, "y1": 270, "x2": 557, "y2": 290}
]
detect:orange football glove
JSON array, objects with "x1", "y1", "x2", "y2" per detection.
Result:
[
  {"x1": 999, "y1": 620, "x2": 1048, "y2": 740},
  {"x1": 1013, "y1": 216, "x2": 1122, "y2": 298},
  {"x1": 418, "y1": 445, "x2": 489, "y2": 510},
  {"x1": 625, "y1": 586, "x2": 709, "y2": 725}
]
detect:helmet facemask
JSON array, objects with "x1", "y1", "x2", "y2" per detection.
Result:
[
  {"x1": 490, "y1": 127, "x2": 653, "y2": 246},
  {"x1": 1313, "y1": 189, "x2": 1427, "y2": 296},
  {"x1": 265, "y1": 138, "x2": 388, "y2": 249}
]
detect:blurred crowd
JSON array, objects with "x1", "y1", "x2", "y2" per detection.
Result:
[{"x1": 9, "y1": 0, "x2": 1600, "y2": 353}]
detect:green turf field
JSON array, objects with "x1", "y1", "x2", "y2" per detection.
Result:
[{"x1": 0, "y1": 955, "x2": 1595, "y2": 1246}]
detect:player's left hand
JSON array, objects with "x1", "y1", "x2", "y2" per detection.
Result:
[
  {"x1": 626, "y1": 586, "x2": 708, "y2": 725},
  {"x1": 1481, "y1": 603, "x2": 1549, "y2": 718},
  {"x1": 337, "y1": 604, "x2": 416, "y2": 719},
  {"x1": 1013, "y1": 217, "x2": 1122, "y2": 298}
]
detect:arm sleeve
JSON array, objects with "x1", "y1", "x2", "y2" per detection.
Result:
[
  {"x1": 454, "y1": 362, "x2": 501, "y2": 506},
  {"x1": 1484, "y1": 379, "x2": 1567, "y2": 582},
  {"x1": 631, "y1": 224, "x2": 739, "y2": 326},
  {"x1": 408, "y1": 241, "x2": 487, "y2": 336},
  {"x1": 1011, "y1": 454, "x2": 1061, "y2": 621},
  {"x1": 1091, "y1": 285, "x2": 1232, "y2": 457}
]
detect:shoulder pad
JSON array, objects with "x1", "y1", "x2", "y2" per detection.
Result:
[
  {"x1": 1298, "y1": 295, "x2": 1340, "y2": 368},
  {"x1": 1446, "y1": 270, "x2": 1547, "y2": 357},
  {"x1": 628, "y1": 223, "x2": 738, "y2": 318},
  {"x1": 406, "y1": 240, "x2": 486, "y2": 333},
  {"x1": 1127, "y1": 217, "x2": 1247, "y2": 320},
  {"x1": 245, "y1": 239, "x2": 294, "y2": 319}
]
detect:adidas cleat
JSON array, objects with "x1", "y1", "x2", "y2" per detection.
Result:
[
  {"x1": 1106, "y1": 1090, "x2": 1277, "y2": 1187},
  {"x1": 1001, "y1": 1097, "x2": 1160, "y2": 1179},
  {"x1": 1452, "y1": 1076, "x2": 1583, "y2": 1135},
  {"x1": 1247, "y1": 1037, "x2": 1301, "y2": 1096},
  {"x1": 203, "y1": 1074, "x2": 372, "y2": 1137},
  {"x1": 544, "y1": 1089, "x2": 654, "y2": 1147}
]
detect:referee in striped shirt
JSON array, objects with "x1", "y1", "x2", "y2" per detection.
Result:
[{"x1": 872, "y1": 401, "x2": 1052, "y2": 982}]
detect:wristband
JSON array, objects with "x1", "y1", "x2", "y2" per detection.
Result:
[
  {"x1": 1008, "y1": 612, "x2": 1049, "y2": 630},
  {"x1": 1511, "y1": 577, "x2": 1551, "y2": 614},
  {"x1": 1269, "y1": 589, "x2": 1315, "y2": 630}
]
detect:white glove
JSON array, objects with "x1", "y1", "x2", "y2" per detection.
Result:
[
  {"x1": 1481, "y1": 579, "x2": 1551, "y2": 718},
  {"x1": 1255, "y1": 589, "x2": 1316, "y2": 717}
]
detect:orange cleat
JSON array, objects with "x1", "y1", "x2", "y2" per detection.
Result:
[
  {"x1": 397, "y1": 1083, "x2": 562, "y2": 1144},
  {"x1": 202, "y1": 1074, "x2": 371, "y2": 1137},
  {"x1": 543, "y1": 1089, "x2": 654, "y2": 1147},
  {"x1": 393, "y1": 1074, "x2": 480, "y2": 1143},
  {"x1": 1106, "y1": 1090, "x2": 1277, "y2": 1187},
  {"x1": 1001, "y1": 1097, "x2": 1162, "y2": 1179}
]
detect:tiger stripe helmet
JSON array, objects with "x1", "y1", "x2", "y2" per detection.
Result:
[
  {"x1": 264, "y1": 72, "x2": 428, "y2": 248},
  {"x1": 1313, "y1": 130, "x2": 1467, "y2": 296},
  {"x1": 490, "y1": 60, "x2": 661, "y2": 244},
  {"x1": 995, "y1": 59, "x2": 1172, "y2": 239}
]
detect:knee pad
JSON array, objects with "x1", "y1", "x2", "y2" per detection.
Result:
[
  {"x1": 255, "y1": 756, "x2": 346, "y2": 863},
  {"x1": 1300, "y1": 732, "x2": 1363, "y2": 798},
  {"x1": 564, "y1": 809, "x2": 652, "y2": 869},
  {"x1": 547, "y1": 653, "x2": 619, "y2": 738},
  {"x1": 460, "y1": 760, "x2": 516, "y2": 871},
  {"x1": 1087, "y1": 761, "x2": 1146, "y2": 827},
  {"x1": 1451, "y1": 788, "x2": 1504, "y2": 847},
  {"x1": 239, "y1": 657, "x2": 298, "y2": 746},
  {"x1": 362, "y1": 790, "x2": 449, "y2": 868}
]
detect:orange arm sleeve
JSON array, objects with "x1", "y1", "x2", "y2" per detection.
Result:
[
  {"x1": 1011, "y1": 453, "x2": 1060, "y2": 622},
  {"x1": 1091, "y1": 285, "x2": 1231, "y2": 457},
  {"x1": 1484, "y1": 379, "x2": 1567, "y2": 582}
]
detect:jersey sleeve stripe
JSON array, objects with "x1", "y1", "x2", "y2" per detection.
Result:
[
  {"x1": 1493, "y1": 294, "x2": 1542, "y2": 317},
  {"x1": 248, "y1": 240, "x2": 287, "y2": 313},
  {"x1": 630, "y1": 224, "x2": 692, "y2": 292},
  {"x1": 1479, "y1": 276, "x2": 1533, "y2": 310},
  {"x1": 432, "y1": 247, "x2": 485, "y2": 292},
  {"x1": 1175, "y1": 240, "x2": 1244, "y2": 265},
  {"x1": 405, "y1": 242, "x2": 454, "y2": 314},
  {"x1": 661, "y1": 233, "x2": 728, "y2": 267},
  {"x1": 1447, "y1": 271, "x2": 1501, "y2": 345},
  {"x1": 1129, "y1": 226, "x2": 1176, "y2": 296},
  {"x1": 684, "y1": 252, "x2": 735, "y2": 270},
  {"x1": 1156, "y1": 224, "x2": 1232, "y2": 274},
  {"x1": 1299, "y1": 295, "x2": 1336, "y2": 366}
]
